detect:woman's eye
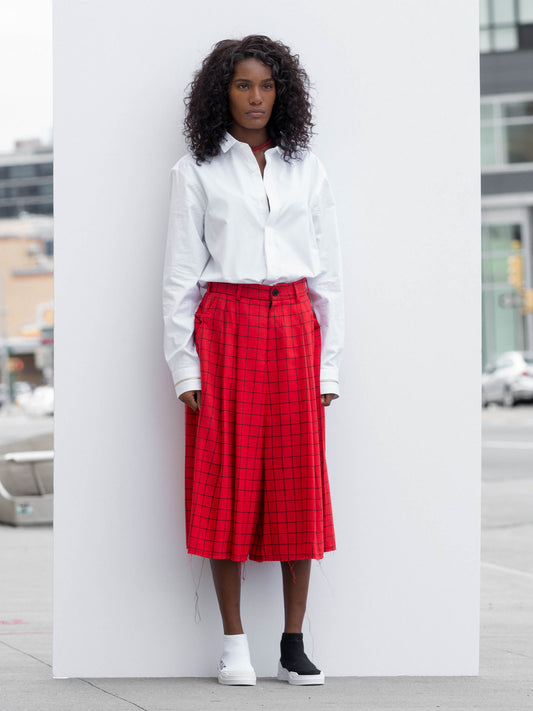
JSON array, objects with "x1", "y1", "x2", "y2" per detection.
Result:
[{"x1": 235, "y1": 83, "x2": 273, "y2": 90}]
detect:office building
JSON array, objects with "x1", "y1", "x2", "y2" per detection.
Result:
[
  {"x1": 480, "y1": 0, "x2": 533, "y2": 365},
  {"x1": 0, "y1": 138, "x2": 53, "y2": 219}
]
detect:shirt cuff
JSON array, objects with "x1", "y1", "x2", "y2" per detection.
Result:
[
  {"x1": 320, "y1": 379, "x2": 340, "y2": 398},
  {"x1": 174, "y1": 376, "x2": 202, "y2": 400}
]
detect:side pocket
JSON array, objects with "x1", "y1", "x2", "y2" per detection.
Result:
[
  {"x1": 194, "y1": 308, "x2": 203, "y2": 327},
  {"x1": 304, "y1": 296, "x2": 321, "y2": 330},
  {"x1": 197, "y1": 292, "x2": 220, "y2": 319},
  {"x1": 194, "y1": 291, "x2": 210, "y2": 326},
  {"x1": 193, "y1": 299, "x2": 204, "y2": 345}
]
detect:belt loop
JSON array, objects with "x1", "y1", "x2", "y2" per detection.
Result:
[
  {"x1": 292, "y1": 281, "x2": 300, "y2": 302},
  {"x1": 236, "y1": 283, "x2": 242, "y2": 301}
]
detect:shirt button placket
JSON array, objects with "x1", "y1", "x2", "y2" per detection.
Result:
[{"x1": 263, "y1": 163, "x2": 278, "y2": 282}]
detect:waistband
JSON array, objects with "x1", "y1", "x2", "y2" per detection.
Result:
[{"x1": 207, "y1": 278, "x2": 309, "y2": 301}]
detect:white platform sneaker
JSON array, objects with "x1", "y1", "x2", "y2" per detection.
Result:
[
  {"x1": 277, "y1": 659, "x2": 325, "y2": 685},
  {"x1": 217, "y1": 633, "x2": 256, "y2": 686}
]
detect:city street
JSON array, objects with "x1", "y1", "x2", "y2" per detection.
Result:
[
  {"x1": 0, "y1": 409, "x2": 54, "y2": 448},
  {"x1": 482, "y1": 404, "x2": 533, "y2": 589},
  {"x1": 0, "y1": 406, "x2": 531, "y2": 709}
]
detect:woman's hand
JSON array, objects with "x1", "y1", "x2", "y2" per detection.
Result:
[
  {"x1": 181, "y1": 389, "x2": 332, "y2": 409},
  {"x1": 179, "y1": 389, "x2": 201, "y2": 411}
]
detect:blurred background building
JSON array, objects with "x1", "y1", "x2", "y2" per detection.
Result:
[
  {"x1": 0, "y1": 138, "x2": 53, "y2": 218},
  {"x1": 0, "y1": 139, "x2": 53, "y2": 408},
  {"x1": 1, "y1": 2, "x2": 533, "y2": 398},
  {"x1": 480, "y1": 0, "x2": 533, "y2": 366}
]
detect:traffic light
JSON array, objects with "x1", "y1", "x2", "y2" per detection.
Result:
[
  {"x1": 523, "y1": 289, "x2": 533, "y2": 314},
  {"x1": 507, "y1": 255, "x2": 523, "y2": 292}
]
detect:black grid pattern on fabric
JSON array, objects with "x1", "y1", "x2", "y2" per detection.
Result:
[{"x1": 184, "y1": 278, "x2": 336, "y2": 562}]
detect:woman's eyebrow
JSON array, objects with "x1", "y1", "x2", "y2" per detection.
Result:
[{"x1": 233, "y1": 76, "x2": 274, "y2": 82}]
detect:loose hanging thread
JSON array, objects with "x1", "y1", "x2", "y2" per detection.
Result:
[
  {"x1": 305, "y1": 611, "x2": 316, "y2": 661},
  {"x1": 317, "y1": 557, "x2": 336, "y2": 599},
  {"x1": 188, "y1": 554, "x2": 205, "y2": 624},
  {"x1": 239, "y1": 560, "x2": 247, "y2": 581}
]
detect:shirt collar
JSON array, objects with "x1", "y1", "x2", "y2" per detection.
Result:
[{"x1": 220, "y1": 130, "x2": 283, "y2": 155}]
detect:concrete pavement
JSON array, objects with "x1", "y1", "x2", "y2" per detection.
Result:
[{"x1": 0, "y1": 406, "x2": 532, "y2": 710}]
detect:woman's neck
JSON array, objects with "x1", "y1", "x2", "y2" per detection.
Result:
[{"x1": 228, "y1": 125, "x2": 271, "y2": 150}]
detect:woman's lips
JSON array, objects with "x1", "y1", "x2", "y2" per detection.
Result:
[{"x1": 247, "y1": 111, "x2": 265, "y2": 117}]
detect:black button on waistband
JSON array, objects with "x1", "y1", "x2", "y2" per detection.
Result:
[{"x1": 272, "y1": 288, "x2": 279, "y2": 296}]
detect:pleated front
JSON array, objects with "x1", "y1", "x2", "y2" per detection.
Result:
[{"x1": 184, "y1": 277, "x2": 336, "y2": 562}]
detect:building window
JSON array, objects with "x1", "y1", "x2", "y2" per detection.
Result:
[
  {"x1": 8, "y1": 164, "x2": 37, "y2": 179},
  {"x1": 16, "y1": 185, "x2": 40, "y2": 197},
  {"x1": 481, "y1": 94, "x2": 533, "y2": 168},
  {"x1": 37, "y1": 183, "x2": 53, "y2": 196},
  {"x1": 36, "y1": 162, "x2": 53, "y2": 177},
  {"x1": 480, "y1": 0, "x2": 533, "y2": 52}
]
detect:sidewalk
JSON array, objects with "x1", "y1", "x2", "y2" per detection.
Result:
[
  {"x1": 1, "y1": 528, "x2": 531, "y2": 710},
  {"x1": 1, "y1": 412, "x2": 532, "y2": 709}
]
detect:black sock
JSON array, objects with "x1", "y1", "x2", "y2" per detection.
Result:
[{"x1": 280, "y1": 632, "x2": 321, "y2": 675}]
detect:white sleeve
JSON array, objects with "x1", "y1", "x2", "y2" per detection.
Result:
[
  {"x1": 307, "y1": 156, "x2": 344, "y2": 399},
  {"x1": 162, "y1": 158, "x2": 210, "y2": 400}
]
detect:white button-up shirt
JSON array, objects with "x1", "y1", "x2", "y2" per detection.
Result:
[{"x1": 162, "y1": 131, "x2": 344, "y2": 399}]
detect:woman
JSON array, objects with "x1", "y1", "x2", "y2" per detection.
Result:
[{"x1": 162, "y1": 34, "x2": 344, "y2": 686}]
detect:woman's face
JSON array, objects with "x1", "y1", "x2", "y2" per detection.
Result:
[{"x1": 228, "y1": 58, "x2": 276, "y2": 133}]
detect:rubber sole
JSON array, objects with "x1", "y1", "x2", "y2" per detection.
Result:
[
  {"x1": 218, "y1": 669, "x2": 256, "y2": 686},
  {"x1": 277, "y1": 660, "x2": 325, "y2": 685}
]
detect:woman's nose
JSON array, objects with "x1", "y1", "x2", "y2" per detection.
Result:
[{"x1": 249, "y1": 88, "x2": 262, "y2": 104}]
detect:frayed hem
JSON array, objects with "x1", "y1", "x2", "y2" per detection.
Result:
[
  {"x1": 186, "y1": 548, "x2": 336, "y2": 563},
  {"x1": 187, "y1": 551, "x2": 249, "y2": 563},
  {"x1": 249, "y1": 549, "x2": 335, "y2": 562}
]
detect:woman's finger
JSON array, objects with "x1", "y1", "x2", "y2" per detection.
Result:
[{"x1": 179, "y1": 390, "x2": 201, "y2": 411}]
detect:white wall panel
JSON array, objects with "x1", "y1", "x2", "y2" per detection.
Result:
[{"x1": 53, "y1": 0, "x2": 481, "y2": 677}]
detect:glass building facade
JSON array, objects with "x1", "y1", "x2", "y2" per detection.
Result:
[
  {"x1": 481, "y1": 43, "x2": 533, "y2": 368},
  {"x1": 0, "y1": 150, "x2": 53, "y2": 218},
  {"x1": 480, "y1": 0, "x2": 533, "y2": 53},
  {"x1": 481, "y1": 94, "x2": 533, "y2": 167}
]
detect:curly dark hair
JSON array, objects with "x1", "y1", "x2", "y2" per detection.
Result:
[{"x1": 183, "y1": 35, "x2": 314, "y2": 164}]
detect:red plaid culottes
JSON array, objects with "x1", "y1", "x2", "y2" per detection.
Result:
[{"x1": 184, "y1": 277, "x2": 336, "y2": 562}]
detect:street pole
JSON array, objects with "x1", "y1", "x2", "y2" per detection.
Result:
[{"x1": 0, "y1": 270, "x2": 11, "y2": 409}]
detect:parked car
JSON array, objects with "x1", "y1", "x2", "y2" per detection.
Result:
[
  {"x1": 482, "y1": 351, "x2": 533, "y2": 407},
  {"x1": 0, "y1": 381, "x2": 32, "y2": 408},
  {"x1": 16, "y1": 385, "x2": 54, "y2": 416},
  {"x1": 13, "y1": 381, "x2": 32, "y2": 399}
]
